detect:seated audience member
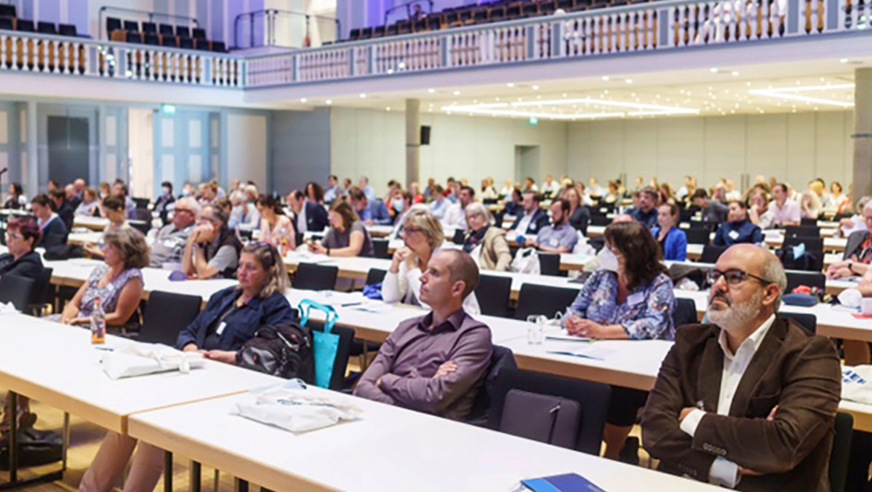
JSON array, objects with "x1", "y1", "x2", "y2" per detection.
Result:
[
  {"x1": 388, "y1": 190, "x2": 413, "y2": 240},
  {"x1": 359, "y1": 176, "x2": 376, "y2": 202},
  {"x1": 4, "y1": 183, "x2": 26, "y2": 210},
  {"x1": 827, "y1": 200, "x2": 872, "y2": 279},
  {"x1": 409, "y1": 182, "x2": 425, "y2": 204},
  {"x1": 565, "y1": 221, "x2": 675, "y2": 461},
  {"x1": 83, "y1": 197, "x2": 130, "y2": 259},
  {"x1": 563, "y1": 186, "x2": 590, "y2": 235},
  {"x1": 714, "y1": 200, "x2": 764, "y2": 247},
  {"x1": 768, "y1": 183, "x2": 802, "y2": 227},
  {"x1": 31, "y1": 194, "x2": 68, "y2": 247},
  {"x1": 802, "y1": 180, "x2": 825, "y2": 219},
  {"x1": 228, "y1": 190, "x2": 260, "y2": 231},
  {"x1": 79, "y1": 242, "x2": 295, "y2": 492},
  {"x1": 692, "y1": 189, "x2": 729, "y2": 224},
  {"x1": 383, "y1": 209, "x2": 481, "y2": 314},
  {"x1": 603, "y1": 181, "x2": 621, "y2": 204},
  {"x1": 98, "y1": 182, "x2": 111, "y2": 201},
  {"x1": 75, "y1": 188, "x2": 100, "y2": 217},
  {"x1": 542, "y1": 175, "x2": 561, "y2": 199},
  {"x1": 510, "y1": 191, "x2": 549, "y2": 236},
  {"x1": 528, "y1": 199, "x2": 578, "y2": 253},
  {"x1": 47, "y1": 180, "x2": 61, "y2": 194},
  {"x1": 0, "y1": 217, "x2": 44, "y2": 280},
  {"x1": 112, "y1": 181, "x2": 137, "y2": 219},
  {"x1": 463, "y1": 203, "x2": 511, "y2": 271},
  {"x1": 829, "y1": 181, "x2": 850, "y2": 213},
  {"x1": 196, "y1": 181, "x2": 218, "y2": 206},
  {"x1": 49, "y1": 190, "x2": 74, "y2": 232},
  {"x1": 641, "y1": 244, "x2": 840, "y2": 491},
  {"x1": 306, "y1": 181, "x2": 326, "y2": 206},
  {"x1": 288, "y1": 188, "x2": 329, "y2": 233},
  {"x1": 443, "y1": 185, "x2": 475, "y2": 232},
  {"x1": 651, "y1": 203, "x2": 688, "y2": 261},
  {"x1": 839, "y1": 196, "x2": 870, "y2": 238},
  {"x1": 355, "y1": 249, "x2": 492, "y2": 420},
  {"x1": 150, "y1": 197, "x2": 199, "y2": 268},
  {"x1": 480, "y1": 178, "x2": 499, "y2": 201},
  {"x1": 631, "y1": 187, "x2": 659, "y2": 229},
  {"x1": 588, "y1": 177, "x2": 605, "y2": 197},
  {"x1": 324, "y1": 174, "x2": 343, "y2": 204},
  {"x1": 499, "y1": 179, "x2": 515, "y2": 200},
  {"x1": 748, "y1": 191, "x2": 775, "y2": 230},
  {"x1": 65, "y1": 184, "x2": 81, "y2": 210},
  {"x1": 350, "y1": 186, "x2": 391, "y2": 226},
  {"x1": 429, "y1": 185, "x2": 450, "y2": 220},
  {"x1": 182, "y1": 205, "x2": 242, "y2": 279},
  {"x1": 58, "y1": 228, "x2": 148, "y2": 329},
  {"x1": 308, "y1": 201, "x2": 374, "y2": 257},
  {"x1": 256, "y1": 195, "x2": 295, "y2": 254},
  {"x1": 153, "y1": 181, "x2": 175, "y2": 216},
  {"x1": 504, "y1": 188, "x2": 523, "y2": 217}
]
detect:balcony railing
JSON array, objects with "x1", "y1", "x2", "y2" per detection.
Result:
[
  {"x1": 245, "y1": 0, "x2": 871, "y2": 88},
  {"x1": 0, "y1": 30, "x2": 244, "y2": 87}
]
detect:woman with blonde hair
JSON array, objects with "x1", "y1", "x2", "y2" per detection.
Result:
[{"x1": 382, "y1": 208, "x2": 480, "y2": 313}]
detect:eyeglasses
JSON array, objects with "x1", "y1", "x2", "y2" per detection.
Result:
[
  {"x1": 4, "y1": 232, "x2": 22, "y2": 241},
  {"x1": 404, "y1": 226, "x2": 423, "y2": 234},
  {"x1": 706, "y1": 269, "x2": 772, "y2": 287}
]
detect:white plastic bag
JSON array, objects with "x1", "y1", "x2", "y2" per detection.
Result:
[
  {"x1": 102, "y1": 343, "x2": 205, "y2": 379},
  {"x1": 842, "y1": 366, "x2": 872, "y2": 404},
  {"x1": 572, "y1": 231, "x2": 596, "y2": 256},
  {"x1": 232, "y1": 383, "x2": 362, "y2": 433},
  {"x1": 512, "y1": 248, "x2": 540, "y2": 274}
]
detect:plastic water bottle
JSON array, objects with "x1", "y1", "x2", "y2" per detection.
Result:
[
  {"x1": 91, "y1": 298, "x2": 106, "y2": 345},
  {"x1": 279, "y1": 227, "x2": 289, "y2": 256}
]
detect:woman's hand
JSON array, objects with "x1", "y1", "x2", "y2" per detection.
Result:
[
  {"x1": 182, "y1": 344, "x2": 201, "y2": 353},
  {"x1": 308, "y1": 242, "x2": 327, "y2": 255},
  {"x1": 574, "y1": 319, "x2": 607, "y2": 339},
  {"x1": 204, "y1": 350, "x2": 237, "y2": 365},
  {"x1": 390, "y1": 247, "x2": 411, "y2": 273},
  {"x1": 67, "y1": 316, "x2": 91, "y2": 326}
]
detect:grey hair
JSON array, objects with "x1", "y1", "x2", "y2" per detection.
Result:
[
  {"x1": 464, "y1": 202, "x2": 493, "y2": 225},
  {"x1": 175, "y1": 197, "x2": 201, "y2": 219},
  {"x1": 863, "y1": 198, "x2": 872, "y2": 214},
  {"x1": 760, "y1": 250, "x2": 787, "y2": 311}
]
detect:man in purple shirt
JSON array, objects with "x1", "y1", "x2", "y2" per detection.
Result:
[
  {"x1": 768, "y1": 183, "x2": 801, "y2": 227},
  {"x1": 354, "y1": 249, "x2": 493, "y2": 421}
]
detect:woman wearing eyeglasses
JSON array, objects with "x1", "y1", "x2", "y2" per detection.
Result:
[
  {"x1": 0, "y1": 217, "x2": 44, "y2": 281},
  {"x1": 463, "y1": 202, "x2": 511, "y2": 271},
  {"x1": 564, "y1": 221, "x2": 675, "y2": 463},
  {"x1": 79, "y1": 242, "x2": 296, "y2": 492},
  {"x1": 382, "y1": 208, "x2": 480, "y2": 314}
]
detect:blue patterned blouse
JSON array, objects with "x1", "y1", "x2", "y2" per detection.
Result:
[{"x1": 567, "y1": 269, "x2": 676, "y2": 340}]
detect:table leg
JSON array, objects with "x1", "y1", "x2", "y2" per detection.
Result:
[
  {"x1": 234, "y1": 477, "x2": 249, "y2": 492},
  {"x1": 164, "y1": 451, "x2": 173, "y2": 492},
  {"x1": 190, "y1": 461, "x2": 201, "y2": 492},
  {"x1": 61, "y1": 412, "x2": 70, "y2": 472},
  {"x1": 7, "y1": 393, "x2": 17, "y2": 483}
]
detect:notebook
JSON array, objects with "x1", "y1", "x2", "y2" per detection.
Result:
[{"x1": 521, "y1": 473, "x2": 606, "y2": 492}]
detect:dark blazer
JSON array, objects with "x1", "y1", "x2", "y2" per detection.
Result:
[
  {"x1": 641, "y1": 317, "x2": 841, "y2": 492},
  {"x1": 0, "y1": 251, "x2": 44, "y2": 281},
  {"x1": 38, "y1": 215, "x2": 68, "y2": 248},
  {"x1": 843, "y1": 230, "x2": 871, "y2": 260},
  {"x1": 57, "y1": 203, "x2": 75, "y2": 232},
  {"x1": 176, "y1": 287, "x2": 296, "y2": 352},
  {"x1": 511, "y1": 209, "x2": 550, "y2": 235},
  {"x1": 569, "y1": 207, "x2": 590, "y2": 236},
  {"x1": 305, "y1": 202, "x2": 329, "y2": 232}
]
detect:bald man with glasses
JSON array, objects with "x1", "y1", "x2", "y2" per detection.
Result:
[{"x1": 642, "y1": 244, "x2": 840, "y2": 492}]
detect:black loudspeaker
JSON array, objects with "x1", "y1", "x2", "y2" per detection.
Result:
[{"x1": 420, "y1": 125, "x2": 431, "y2": 145}]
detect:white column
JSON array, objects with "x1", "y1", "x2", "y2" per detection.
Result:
[{"x1": 405, "y1": 98, "x2": 420, "y2": 189}]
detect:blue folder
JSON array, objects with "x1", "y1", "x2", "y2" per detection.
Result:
[{"x1": 521, "y1": 473, "x2": 606, "y2": 492}]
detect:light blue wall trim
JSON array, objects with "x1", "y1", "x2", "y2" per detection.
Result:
[{"x1": 152, "y1": 108, "x2": 212, "y2": 198}]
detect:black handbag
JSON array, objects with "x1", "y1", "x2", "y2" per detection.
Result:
[
  {"x1": 0, "y1": 428, "x2": 63, "y2": 470},
  {"x1": 236, "y1": 323, "x2": 315, "y2": 384}
]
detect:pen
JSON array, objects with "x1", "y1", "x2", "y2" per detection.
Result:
[{"x1": 340, "y1": 302, "x2": 363, "y2": 307}]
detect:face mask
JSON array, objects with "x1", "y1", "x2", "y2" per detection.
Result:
[
  {"x1": 596, "y1": 246, "x2": 619, "y2": 272},
  {"x1": 393, "y1": 199, "x2": 405, "y2": 213},
  {"x1": 162, "y1": 186, "x2": 171, "y2": 195},
  {"x1": 182, "y1": 188, "x2": 191, "y2": 197}
]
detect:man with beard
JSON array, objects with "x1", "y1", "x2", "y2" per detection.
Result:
[{"x1": 641, "y1": 244, "x2": 840, "y2": 491}]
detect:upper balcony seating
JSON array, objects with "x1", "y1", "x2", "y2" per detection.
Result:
[{"x1": 106, "y1": 16, "x2": 228, "y2": 53}]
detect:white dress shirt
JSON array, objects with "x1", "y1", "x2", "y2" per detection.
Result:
[
  {"x1": 442, "y1": 202, "x2": 468, "y2": 232},
  {"x1": 679, "y1": 314, "x2": 776, "y2": 488},
  {"x1": 514, "y1": 212, "x2": 534, "y2": 235}
]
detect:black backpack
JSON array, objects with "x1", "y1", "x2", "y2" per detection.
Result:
[{"x1": 236, "y1": 323, "x2": 315, "y2": 383}]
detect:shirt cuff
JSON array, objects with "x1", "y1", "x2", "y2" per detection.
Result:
[
  {"x1": 709, "y1": 457, "x2": 741, "y2": 489},
  {"x1": 377, "y1": 373, "x2": 401, "y2": 392},
  {"x1": 679, "y1": 408, "x2": 705, "y2": 437}
]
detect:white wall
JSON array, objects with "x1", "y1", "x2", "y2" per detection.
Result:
[
  {"x1": 567, "y1": 111, "x2": 855, "y2": 191},
  {"x1": 226, "y1": 113, "x2": 268, "y2": 190},
  {"x1": 329, "y1": 107, "x2": 568, "y2": 196}
]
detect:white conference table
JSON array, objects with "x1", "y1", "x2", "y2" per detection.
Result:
[
  {"x1": 0, "y1": 314, "x2": 279, "y2": 434},
  {"x1": 128, "y1": 388, "x2": 720, "y2": 492}
]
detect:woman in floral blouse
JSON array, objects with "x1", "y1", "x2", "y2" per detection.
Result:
[{"x1": 565, "y1": 221, "x2": 676, "y2": 463}]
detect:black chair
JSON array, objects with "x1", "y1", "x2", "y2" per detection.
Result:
[
  {"x1": 178, "y1": 37, "x2": 194, "y2": 49},
  {"x1": 780, "y1": 312, "x2": 816, "y2": 335},
  {"x1": 141, "y1": 22, "x2": 157, "y2": 34},
  {"x1": 192, "y1": 27, "x2": 206, "y2": 39},
  {"x1": 538, "y1": 253, "x2": 563, "y2": 277},
  {"x1": 673, "y1": 297, "x2": 697, "y2": 326},
  {"x1": 830, "y1": 412, "x2": 853, "y2": 492},
  {"x1": 783, "y1": 235, "x2": 824, "y2": 251},
  {"x1": 473, "y1": 8, "x2": 489, "y2": 23},
  {"x1": 106, "y1": 17, "x2": 122, "y2": 36},
  {"x1": 427, "y1": 16, "x2": 442, "y2": 30},
  {"x1": 701, "y1": 245, "x2": 727, "y2": 263},
  {"x1": 475, "y1": 274, "x2": 512, "y2": 318},
  {"x1": 0, "y1": 4, "x2": 16, "y2": 18},
  {"x1": 194, "y1": 38, "x2": 210, "y2": 51},
  {"x1": 685, "y1": 227, "x2": 711, "y2": 245},
  {"x1": 515, "y1": 284, "x2": 579, "y2": 320},
  {"x1": 507, "y1": 4, "x2": 523, "y2": 18},
  {"x1": 523, "y1": 2, "x2": 541, "y2": 16},
  {"x1": 785, "y1": 271, "x2": 825, "y2": 293},
  {"x1": 159, "y1": 35, "x2": 177, "y2": 47},
  {"x1": 0, "y1": 275, "x2": 35, "y2": 312},
  {"x1": 590, "y1": 214, "x2": 610, "y2": 226},
  {"x1": 373, "y1": 25, "x2": 386, "y2": 37},
  {"x1": 16, "y1": 19, "x2": 34, "y2": 32},
  {"x1": 123, "y1": 20, "x2": 139, "y2": 32},
  {"x1": 360, "y1": 27, "x2": 373, "y2": 39},
  {"x1": 138, "y1": 291, "x2": 202, "y2": 345},
  {"x1": 488, "y1": 368, "x2": 611, "y2": 455},
  {"x1": 58, "y1": 23, "x2": 77, "y2": 36},
  {"x1": 125, "y1": 32, "x2": 143, "y2": 44},
  {"x1": 210, "y1": 41, "x2": 226, "y2": 53},
  {"x1": 176, "y1": 26, "x2": 191, "y2": 38},
  {"x1": 158, "y1": 23, "x2": 175, "y2": 36},
  {"x1": 37, "y1": 21, "x2": 56, "y2": 34},
  {"x1": 801, "y1": 217, "x2": 819, "y2": 227},
  {"x1": 130, "y1": 220, "x2": 150, "y2": 235},
  {"x1": 0, "y1": 17, "x2": 12, "y2": 31},
  {"x1": 785, "y1": 225, "x2": 820, "y2": 238},
  {"x1": 309, "y1": 322, "x2": 354, "y2": 391},
  {"x1": 365, "y1": 268, "x2": 386, "y2": 286},
  {"x1": 144, "y1": 32, "x2": 160, "y2": 46},
  {"x1": 348, "y1": 28, "x2": 361, "y2": 40},
  {"x1": 372, "y1": 238, "x2": 390, "y2": 259},
  {"x1": 466, "y1": 345, "x2": 517, "y2": 426},
  {"x1": 28, "y1": 267, "x2": 54, "y2": 316},
  {"x1": 293, "y1": 263, "x2": 338, "y2": 291},
  {"x1": 452, "y1": 229, "x2": 465, "y2": 245}
]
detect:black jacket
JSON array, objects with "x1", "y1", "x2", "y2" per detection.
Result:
[{"x1": 0, "y1": 251, "x2": 44, "y2": 281}]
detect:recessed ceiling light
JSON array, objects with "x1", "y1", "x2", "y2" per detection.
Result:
[
  {"x1": 710, "y1": 67, "x2": 719, "y2": 73},
  {"x1": 300, "y1": 98, "x2": 308, "y2": 103},
  {"x1": 359, "y1": 93, "x2": 367, "y2": 98},
  {"x1": 453, "y1": 90, "x2": 461, "y2": 96},
  {"x1": 602, "y1": 76, "x2": 610, "y2": 81},
  {"x1": 507, "y1": 83, "x2": 515, "y2": 88},
  {"x1": 532, "y1": 85, "x2": 540, "y2": 90},
  {"x1": 326, "y1": 100, "x2": 332, "y2": 105},
  {"x1": 428, "y1": 88, "x2": 436, "y2": 94},
  {"x1": 731, "y1": 71, "x2": 739, "y2": 76},
  {"x1": 625, "y1": 79, "x2": 633, "y2": 84}
]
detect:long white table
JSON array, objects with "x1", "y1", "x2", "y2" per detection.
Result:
[{"x1": 128, "y1": 388, "x2": 720, "y2": 492}]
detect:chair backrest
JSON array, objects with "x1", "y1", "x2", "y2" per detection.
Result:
[
  {"x1": 785, "y1": 225, "x2": 821, "y2": 238},
  {"x1": 466, "y1": 345, "x2": 517, "y2": 426},
  {"x1": 515, "y1": 284, "x2": 579, "y2": 320},
  {"x1": 0, "y1": 4, "x2": 16, "y2": 17},
  {"x1": 372, "y1": 238, "x2": 390, "y2": 259},
  {"x1": 801, "y1": 217, "x2": 819, "y2": 227},
  {"x1": 141, "y1": 21, "x2": 157, "y2": 33},
  {"x1": 106, "y1": 17, "x2": 122, "y2": 35},
  {"x1": 673, "y1": 298, "x2": 697, "y2": 326},
  {"x1": 451, "y1": 228, "x2": 465, "y2": 245},
  {"x1": 538, "y1": 253, "x2": 563, "y2": 277},
  {"x1": 365, "y1": 268, "x2": 386, "y2": 286},
  {"x1": 293, "y1": 263, "x2": 338, "y2": 291},
  {"x1": 685, "y1": 227, "x2": 711, "y2": 245},
  {"x1": 780, "y1": 312, "x2": 817, "y2": 335},
  {"x1": 349, "y1": 28, "x2": 361, "y2": 39},
  {"x1": 123, "y1": 20, "x2": 139, "y2": 32},
  {"x1": 160, "y1": 35, "x2": 177, "y2": 47},
  {"x1": 58, "y1": 23, "x2": 77, "y2": 36},
  {"x1": 140, "y1": 290, "x2": 203, "y2": 345},
  {"x1": 126, "y1": 31, "x2": 143, "y2": 44},
  {"x1": 310, "y1": 321, "x2": 354, "y2": 391},
  {"x1": 0, "y1": 17, "x2": 12, "y2": 30},
  {"x1": 590, "y1": 214, "x2": 610, "y2": 226},
  {"x1": 192, "y1": 27, "x2": 206, "y2": 39},
  {"x1": 158, "y1": 23, "x2": 174, "y2": 36},
  {"x1": 16, "y1": 19, "x2": 34, "y2": 32},
  {"x1": 0, "y1": 275, "x2": 36, "y2": 311},
  {"x1": 178, "y1": 36, "x2": 194, "y2": 49},
  {"x1": 30, "y1": 266, "x2": 54, "y2": 310},
  {"x1": 210, "y1": 41, "x2": 226, "y2": 52},
  {"x1": 785, "y1": 271, "x2": 825, "y2": 293},
  {"x1": 701, "y1": 245, "x2": 727, "y2": 263},
  {"x1": 130, "y1": 220, "x2": 150, "y2": 235},
  {"x1": 144, "y1": 32, "x2": 160, "y2": 46},
  {"x1": 488, "y1": 368, "x2": 611, "y2": 455},
  {"x1": 176, "y1": 25, "x2": 191, "y2": 38},
  {"x1": 37, "y1": 21, "x2": 56, "y2": 34},
  {"x1": 783, "y1": 235, "x2": 824, "y2": 252},
  {"x1": 829, "y1": 412, "x2": 853, "y2": 492},
  {"x1": 475, "y1": 274, "x2": 512, "y2": 318}
]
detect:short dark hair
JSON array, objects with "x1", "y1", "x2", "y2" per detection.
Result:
[
  {"x1": 441, "y1": 249, "x2": 480, "y2": 298},
  {"x1": 7, "y1": 217, "x2": 41, "y2": 247},
  {"x1": 9, "y1": 183, "x2": 22, "y2": 196},
  {"x1": 661, "y1": 202, "x2": 679, "y2": 219},
  {"x1": 49, "y1": 190, "x2": 65, "y2": 202},
  {"x1": 691, "y1": 188, "x2": 709, "y2": 200},
  {"x1": 256, "y1": 194, "x2": 284, "y2": 215},
  {"x1": 525, "y1": 191, "x2": 543, "y2": 203},
  {"x1": 432, "y1": 184, "x2": 445, "y2": 195},
  {"x1": 31, "y1": 194, "x2": 52, "y2": 208},
  {"x1": 729, "y1": 199, "x2": 748, "y2": 210},
  {"x1": 102, "y1": 196, "x2": 125, "y2": 212},
  {"x1": 460, "y1": 185, "x2": 475, "y2": 197},
  {"x1": 773, "y1": 183, "x2": 788, "y2": 193},
  {"x1": 640, "y1": 186, "x2": 659, "y2": 200},
  {"x1": 555, "y1": 198, "x2": 571, "y2": 213},
  {"x1": 604, "y1": 221, "x2": 667, "y2": 291},
  {"x1": 349, "y1": 186, "x2": 367, "y2": 202},
  {"x1": 161, "y1": 181, "x2": 173, "y2": 191}
]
